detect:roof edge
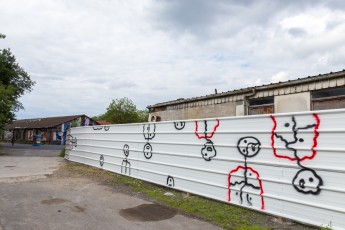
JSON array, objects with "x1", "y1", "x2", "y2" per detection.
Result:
[{"x1": 147, "y1": 69, "x2": 345, "y2": 108}]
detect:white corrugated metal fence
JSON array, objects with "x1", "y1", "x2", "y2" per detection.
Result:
[{"x1": 65, "y1": 109, "x2": 345, "y2": 229}]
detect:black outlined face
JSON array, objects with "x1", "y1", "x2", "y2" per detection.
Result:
[
  {"x1": 123, "y1": 144, "x2": 129, "y2": 157},
  {"x1": 201, "y1": 140, "x2": 217, "y2": 161},
  {"x1": 167, "y1": 176, "x2": 174, "y2": 187},
  {"x1": 143, "y1": 143, "x2": 153, "y2": 159},
  {"x1": 237, "y1": 137, "x2": 261, "y2": 158},
  {"x1": 143, "y1": 124, "x2": 156, "y2": 140},
  {"x1": 174, "y1": 122, "x2": 186, "y2": 130},
  {"x1": 71, "y1": 137, "x2": 77, "y2": 147},
  {"x1": 99, "y1": 155, "x2": 104, "y2": 167},
  {"x1": 293, "y1": 169, "x2": 323, "y2": 194}
]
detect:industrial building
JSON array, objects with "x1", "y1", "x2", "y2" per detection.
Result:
[{"x1": 148, "y1": 70, "x2": 345, "y2": 121}]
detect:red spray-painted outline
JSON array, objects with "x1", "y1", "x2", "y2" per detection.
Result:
[
  {"x1": 227, "y1": 166, "x2": 265, "y2": 210},
  {"x1": 309, "y1": 114, "x2": 320, "y2": 161},
  {"x1": 270, "y1": 114, "x2": 320, "y2": 161},
  {"x1": 195, "y1": 119, "x2": 220, "y2": 139}
]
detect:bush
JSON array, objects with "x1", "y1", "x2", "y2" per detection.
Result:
[{"x1": 59, "y1": 148, "x2": 65, "y2": 158}]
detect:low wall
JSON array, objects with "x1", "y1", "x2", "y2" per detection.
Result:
[{"x1": 66, "y1": 109, "x2": 345, "y2": 229}]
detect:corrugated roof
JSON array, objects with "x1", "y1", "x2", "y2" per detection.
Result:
[
  {"x1": 148, "y1": 70, "x2": 345, "y2": 108},
  {"x1": 96, "y1": 120, "x2": 112, "y2": 125},
  {"x1": 5, "y1": 115, "x2": 87, "y2": 130}
]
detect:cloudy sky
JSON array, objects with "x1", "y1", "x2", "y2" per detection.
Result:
[{"x1": 1, "y1": 0, "x2": 345, "y2": 119}]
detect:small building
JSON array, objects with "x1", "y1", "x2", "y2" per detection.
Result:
[
  {"x1": 4, "y1": 114, "x2": 99, "y2": 144},
  {"x1": 148, "y1": 70, "x2": 345, "y2": 121}
]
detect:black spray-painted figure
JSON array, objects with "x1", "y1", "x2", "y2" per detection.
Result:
[
  {"x1": 228, "y1": 136, "x2": 265, "y2": 210},
  {"x1": 166, "y1": 176, "x2": 175, "y2": 187},
  {"x1": 270, "y1": 114, "x2": 323, "y2": 195},
  {"x1": 201, "y1": 140, "x2": 217, "y2": 161},
  {"x1": 174, "y1": 121, "x2": 186, "y2": 130},
  {"x1": 143, "y1": 143, "x2": 153, "y2": 159},
  {"x1": 65, "y1": 134, "x2": 77, "y2": 151},
  {"x1": 99, "y1": 154, "x2": 104, "y2": 167},
  {"x1": 142, "y1": 124, "x2": 156, "y2": 159},
  {"x1": 143, "y1": 124, "x2": 156, "y2": 140},
  {"x1": 92, "y1": 126, "x2": 110, "y2": 131},
  {"x1": 195, "y1": 119, "x2": 220, "y2": 161},
  {"x1": 121, "y1": 144, "x2": 131, "y2": 175}
]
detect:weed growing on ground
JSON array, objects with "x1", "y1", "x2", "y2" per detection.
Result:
[{"x1": 59, "y1": 149, "x2": 65, "y2": 158}]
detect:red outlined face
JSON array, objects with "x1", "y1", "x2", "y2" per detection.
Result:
[
  {"x1": 228, "y1": 166, "x2": 264, "y2": 210},
  {"x1": 270, "y1": 114, "x2": 320, "y2": 161},
  {"x1": 195, "y1": 119, "x2": 220, "y2": 140}
]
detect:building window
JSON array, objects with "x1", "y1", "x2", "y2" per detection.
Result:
[
  {"x1": 312, "y1": 86, "x2": 345, "y2": 110},
  {"x1": 150, "y1": 116, "x2": 161, "y2": 122},
  {"x1": 248, "y1": 96, "x2": 274, "y2": 115}
]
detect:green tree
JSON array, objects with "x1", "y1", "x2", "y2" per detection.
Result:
[
  {"x1": 94, "y1": 97, "x2": 148, "y2": 124},
  {"x1": 0, "y1": 33, "x2": 35, "y2": 128}
]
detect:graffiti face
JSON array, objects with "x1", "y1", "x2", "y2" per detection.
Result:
[
  {"x1": 201, "y1": 140, "x2": 217, "y2": 161},
  {"x1": 237, "y1": 137, "x2": 261, "y2": 158},
  {"x1": 143, "y1": 143, "x2": 153, "y2": 159},
  {"x1": 271, "y1": 114, "x2": 320, "y2": 161},
  {"x1": 167, "y1": 176, "x2": 174, "y2": 187},
  {"x1": 292, "y1": 169, "x2": 323, "y2": 194},
  {"x1": 123, "y1": 144, "x2": 130, "y2": 157},
  {"x1": 174, "y1": 122, "x2": 186, "y2": 130},
  {"x1": 100, "y1": 155, "x2": 104, "y2": 167},
  {"x1": 66, "y1": 134, "x2": 77, "y2": 149},
  {"x1": 71, "y1": 137, "x2": 77, "y2": 147},
  {"x1": 143, "y1": 124, "x2": 156, "y2": 140}
]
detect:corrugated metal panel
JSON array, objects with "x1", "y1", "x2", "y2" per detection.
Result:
[
  {"x1": 296, "y1": 85, "x2": 302, "y2": 93},
  {"x1": 337, "y1": 77, "x2": 345, "y2": 87},
  {"x1": 316, "y1": 82, "x2": 323, "y2": 90},
  {"x1": 66, "y1": 109, "x2": 345, "y2": 229},
  {"x1": 302, "y1": 84, "x2": 309, "y2": 91},
  {"x1": 257, "y1": 91, "x2": 264, "y2": 98},
  {"x1": 290, "y1": 86, "x2": 296, "y2": 94},
  {"x1": 330, "y1": 79, "x2": 337, "y2": 87},
  {"x1": 309, "y1": 82, "x2": 316, "y2": 91}
]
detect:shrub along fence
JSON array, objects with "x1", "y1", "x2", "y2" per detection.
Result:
[{"x1": 65, "y1": 109, "x2": 345, "y2": 229}]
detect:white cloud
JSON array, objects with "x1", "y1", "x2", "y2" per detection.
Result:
[
  {"x1": 271, "y1": 71, "x2": 290, "y2": 83},
  {"x1": 0, "y1": 0, "x2": 344, "y2": 119}
]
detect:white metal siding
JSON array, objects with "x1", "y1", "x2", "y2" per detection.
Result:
[{"x1": 66, "y1": 109, "x2": 345, "y2": 229}]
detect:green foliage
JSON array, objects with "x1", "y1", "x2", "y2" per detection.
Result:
[
  {"x1": 95, "y1": 97, "x2": 148, "y2": 124},
  {"x1": 59, "y1": 149, "x2": 66, "y2": 158},
  {"x1": 71, "y1": 120, "x2": 79, "y2": 128},
  {"x1": 0, "y1": 34, "x2": 35, "y2": 129}
]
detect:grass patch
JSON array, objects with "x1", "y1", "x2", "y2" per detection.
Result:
[
  {"x1": 63, "y1": 162, "x2": 314, "y2": 230},
  {"x1": 59, "y1": 149, "x2": 65, "y2": 158}
]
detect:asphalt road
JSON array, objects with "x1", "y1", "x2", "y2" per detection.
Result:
[
  {"x1": 0, "y1": 143, "x2": 63, "y2": 157},
  {"x1": 0, "y1": 144, "x2": 221, "y2": 230}
]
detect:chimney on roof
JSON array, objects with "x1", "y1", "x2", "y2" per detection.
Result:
[{"x1": 215, "y1": 88, "x2": 217, "y2": 94}]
